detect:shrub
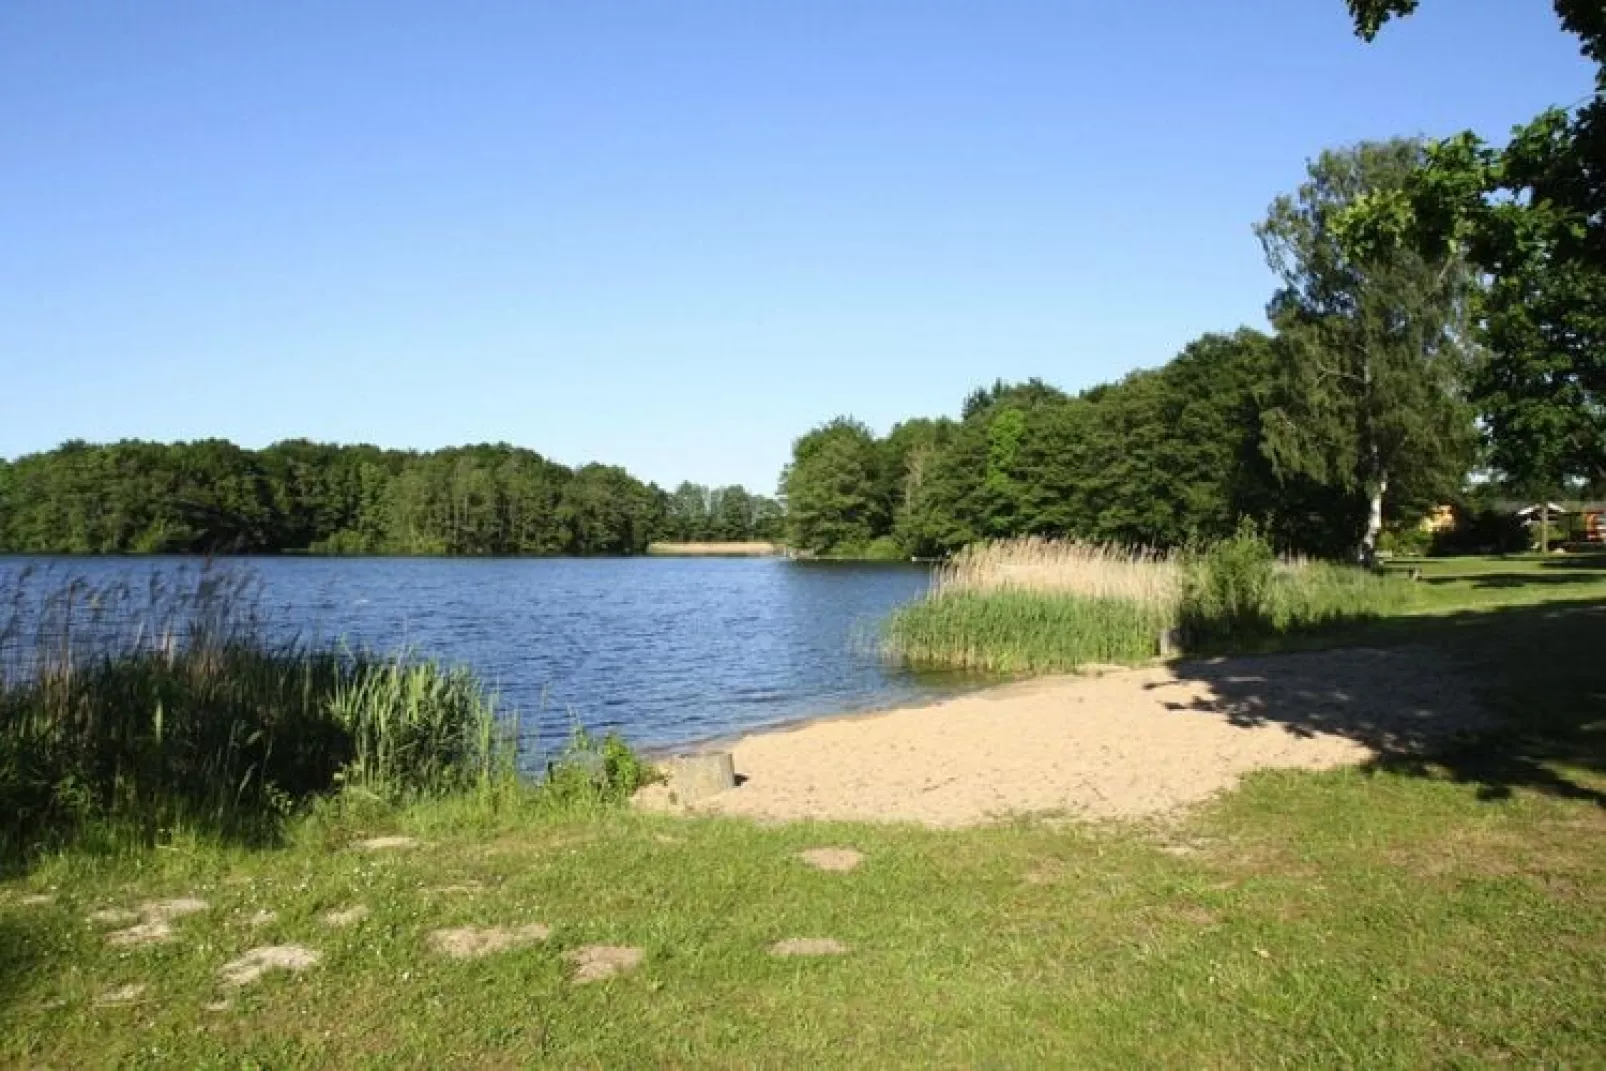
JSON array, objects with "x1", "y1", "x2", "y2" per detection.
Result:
[
  {"x1": 540, "y1": 724, "x2": 659, "y2": 807},
  {"x1": 1378, "y1": 525, "x2": 1433, "y2": 558}
]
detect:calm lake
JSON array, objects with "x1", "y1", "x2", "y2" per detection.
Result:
[{"x1": 0, "y1": 556, "x2": 964, "y2": 756}]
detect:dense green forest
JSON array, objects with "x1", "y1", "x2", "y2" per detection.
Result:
[
  {"x1": 0, "y1": 440, "x2": 782, "y2": 555},
  {"x1": 780, "y1": 332, "x2": 1385, "y2": 560}
]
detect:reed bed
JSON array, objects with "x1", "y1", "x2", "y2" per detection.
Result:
[
  {"x1": 933, "y1": 537, "x2": 1182, "y2": 609},
  {"x1": 885, "y1": 529, "x2": 1417, "y2": 673},
  {"x1": 884, "y1": 590, "x2": 1172, "y2": 674}
]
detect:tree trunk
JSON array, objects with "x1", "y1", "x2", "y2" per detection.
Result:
[{"x1": 1359, "y1": 471, "x2": 1388, "y2": 568}]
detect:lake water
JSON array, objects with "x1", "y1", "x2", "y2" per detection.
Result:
[{"x1": 0, "y1": 556, "x2": 963, "y2": 755}]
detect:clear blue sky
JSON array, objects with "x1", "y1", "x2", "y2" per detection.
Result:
[{"x1": 1, "y1": 2, "x2": 1593, "y2": 494}]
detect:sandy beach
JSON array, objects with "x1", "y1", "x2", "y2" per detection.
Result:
[{"x1": 637, "y1": 645, "x2": 1492, "y2": 826}]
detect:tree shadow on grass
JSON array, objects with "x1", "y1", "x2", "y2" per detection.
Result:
[
  {"x1": 1420, "y1": 572, "x2": 1606, "y2": 590},
  {"x1": 1539, "y1": 552, "x2": 1606, "y2": 570},
  {"x1": 1148, "y1": 600, "x2": 1606, "y2": 809}
]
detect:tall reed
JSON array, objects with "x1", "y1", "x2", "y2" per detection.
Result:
[
  {"x1": 933, "y1": 537, "x2": 1181, "y2": 608},
  {"x1": 0, "y1": 565, "x2": 517, "y2": 863}
]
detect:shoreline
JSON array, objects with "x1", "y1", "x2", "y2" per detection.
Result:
[{"x1": 639, "y1": 668, "x2": 1065, "y2": 761}]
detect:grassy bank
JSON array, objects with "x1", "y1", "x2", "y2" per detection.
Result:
[
  {"x1": 883, "y1": 531, "x2": 1420, "y2": 673},
  {"x1": 2, "y1": 591, "x2": 1602, "y2": 1065}
]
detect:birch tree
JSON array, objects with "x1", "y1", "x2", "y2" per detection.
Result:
[{"x1": 1256, "y1": 139, "x2": 1478, "y2": 565}]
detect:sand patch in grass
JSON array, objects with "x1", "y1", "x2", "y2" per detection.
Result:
[
  {"x1": 798, "y1": 847, "x2": 864, "y2": 872},
  {"x1": 219, "y1": 945, "x2": 322, "y2": 987},
  {"x1": 770, "y1": 937, "x2": 850, "y2": 956},
  {"x1": 355, "y1": 835, "x2": 419, "y2": 851},
  {"x1": 566, "y1": 945, "x2": 644, "y2": 983},
  {"x1": 102, "y1": 898, "x2": 209, "y2": 946},
  {"x1": 427, "y1": 923, "x2": 551, "y2": 959},
  {"x1": 146, "y1": 898, "x2": 208, "y2": 920},
  {"x1": 94, "y1": 983, "x2": 147, "y2": 1006},
  {"x1": 106, "y1": 921, "x2": 174, "y2": 947},
  {"x1": 319, "y1": 905, "x2": 370, "y2": 928}
]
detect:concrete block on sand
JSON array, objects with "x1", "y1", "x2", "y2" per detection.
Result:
[{"x1": 663, "y1": 752, "x2": 737, "y2": 801}]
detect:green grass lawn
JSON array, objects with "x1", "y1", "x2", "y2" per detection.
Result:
[
  {"x1": 1386, "y1": 550, "x2": 1606, "y2": 613},
  {"x1": 2, "y1": 556, "x2": 1603, "y2": 1067}
]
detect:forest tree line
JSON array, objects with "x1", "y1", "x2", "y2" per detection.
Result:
[
  {"x1": 779, "y1": 333, "x2": 1386, "y2": 561},
  {"x1": 0, "y1": 440, "x2": 782, "y2": 555}
]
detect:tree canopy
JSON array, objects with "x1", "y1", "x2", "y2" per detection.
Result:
[{"x1": 1340, "y1": 0, "x2": 1606, "y2": 495}]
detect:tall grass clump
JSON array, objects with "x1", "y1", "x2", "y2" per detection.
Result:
[
  {"x1": 0, "y1": 565, "x2": 523, "y2": 864},
  {"x1": 883, "y1": 528, "x2": 1419, "y2": 674},
  {"x1": 883, "y1": 539, "x2": 1181, "y2": 674}
]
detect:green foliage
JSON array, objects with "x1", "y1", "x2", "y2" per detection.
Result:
[
  {"x1": 1343, "y1": 2, "x2": 1606, "y2": 492},
  {"x1": 826, "y1": 536, "x2": 905, "y2": 561},
  {"x1": 782, "y1": 419, "x2": 887, "y2": 554},
  {"x1": 1378, "y1": 524, "x2": 1433, "y2": 558},
  {"x1": 885, "y1": 529, "x2": 1418, "y2": 674},
  {"x1": 662, "y1": 482, "x2": 786, "y2": 543},
  {"x1": 326, "y1": 657, "x2": 513, "y2": 798},
  {"x1": 780, "y1": 331, "x2": 1371, "y2": 560},
  {"x1": 1179, "y1": 522, "x2": 1277, "y2": 641},
  {"x1": 1345, "y1": 0, "x2": 1418, "y2": 41},
  {"x1": 0, "y1": 439, "x2": 781, "y2": 557}
]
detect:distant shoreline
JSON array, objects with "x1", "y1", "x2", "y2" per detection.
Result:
[{"x1": 645, "y1": 541, "x2": 784, "y2": 557}]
